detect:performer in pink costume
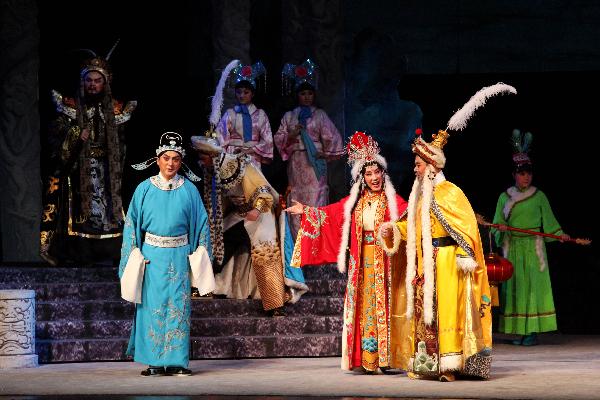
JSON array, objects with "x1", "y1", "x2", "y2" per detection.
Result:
[
  {"x1": 275, "y1": 59, "x2": 344, "y2": 237},
  {"x1": 215, "y1": 61, "x2": 273, "y2": 170}
]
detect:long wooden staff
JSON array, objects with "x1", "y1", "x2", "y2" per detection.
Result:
[{"x1": 476, "y1": 214, "x2": 591, "y2": 246}]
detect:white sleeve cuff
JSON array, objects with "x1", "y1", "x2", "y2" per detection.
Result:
[
  {"x1": 189, "y1": 245, "x2": 215, "y2": 295},
  {"x1": 378, "y1": 222, "x2": 401, "y2": 256},
  {"x1": 120, "y1": 248, "x2": 145, "y2": 304},
  {"x1": 456, "y1": 255, "x2": 478, "y2": 273}
]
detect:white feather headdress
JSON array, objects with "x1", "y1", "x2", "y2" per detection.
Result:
[
  {"x1": 209, "y1": 60, "x2": 241, "y2": 129},
  {"x1": 412, "y1": 82, "x2": 517, "y2": 169},
  {"x1": 446, "y1": 82, "x2": 517, "y2": 131}
]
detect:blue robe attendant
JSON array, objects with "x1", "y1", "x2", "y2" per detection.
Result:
[{"x1": 119, "y1": 174, "x2": 212, "y2": 368}]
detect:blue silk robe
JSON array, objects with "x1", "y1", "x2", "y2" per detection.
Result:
[{"x1": 119, "y1": 174, "x2": 211, "y2": 368}]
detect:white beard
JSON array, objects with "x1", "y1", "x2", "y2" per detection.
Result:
[{"x1": 405, "y1": 165, "x2": 436, "y2": 325}]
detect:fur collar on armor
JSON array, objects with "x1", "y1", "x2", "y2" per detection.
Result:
[{"x1": 51, "y1": 89, "x2": 137, "y2": 124}]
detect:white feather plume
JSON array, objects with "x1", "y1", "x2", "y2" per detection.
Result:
[
  {"x1": 209, "y1": 60, "x2": 240, "y2": 127},
  {"x1": 446, "y1": 82, "x2": 517, "y2": 131},
  {"x1": 105, "y1": 38, "x2": 120, "y2": 61}
]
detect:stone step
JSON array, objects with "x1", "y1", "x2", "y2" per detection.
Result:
[
  {"x1": 2, "y1": 279, "x2": 345, "y2": 302},
  {"x1": 3, "y1": 265, "x2": 346, "y2": 364},
  {"x1": 0, "y1": 265, "x2": 118, "y2": 284},
  {"x1": 35, "y1": 333, "x2": 342, "y2": 363},
  {"x1": 35, "y1": 338, "x2": 129, "y2": 363},
  {"x1": 191, "y1": 333, "x2": 342, "y2": 358},
  {"x1": 36, "y1": 297, "x2": 344, "y2": 321},
  {"x1": 0, "y1": 263, "x2": 343, "y2": 284},
  {"x1": 35, "y1": 316, "x2": 343, "y2": 340},
  {"x1": 301, "y1": 264, "x2": 345, "y2": 279},
  {"x1": 36, "y1": 300, "x2": 135, "y2": 321}
]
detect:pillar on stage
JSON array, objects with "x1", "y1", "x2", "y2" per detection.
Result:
[{"x1": 0, "y1": 290, "x2": 38, "y2": 369}]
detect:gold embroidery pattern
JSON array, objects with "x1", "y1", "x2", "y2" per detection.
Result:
[
  {"x1": 360, "y1": 244, "x2": 379, "y2": 371},
  {"x1": 251, "y1": 241, "x2": 287, "y2": 311},
  {"x1": 47, "y1": 176, "x2": 60, "y2": 194},
  {"x1": 237, "y1": 186, "x2": 272, "y2": 214},
  {"x1": 254, "y1": 197, "x2": 270, "y2": 213},
  {"x1": 301, "y1": 206, "x2": 328, "y2": 240},
  {"x1": 40, "y1": 231, "x2": 53, "y2": 252},
  {"x1": 42, "y1": 204, "x2": 57, "y2": 223},
  {"x1": 373, "y1": 196, "x2": 389, "y2": 366},
  {"x1": 344, "y1": 254, "x2": 358, "y2": 365},
  {"x1": 291, "y1": 226, "x2": 304, "y2": 266},
  {"x1": 218, "y1": 154, "x2": 248, "y2": 190},
  {"x1": 61, "y1": 126, "x2": 81, "y2": 163}
]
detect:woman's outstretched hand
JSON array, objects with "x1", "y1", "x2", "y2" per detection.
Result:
[{"x1": 284, "y1": 200, "x2": 304, "y2": 215}]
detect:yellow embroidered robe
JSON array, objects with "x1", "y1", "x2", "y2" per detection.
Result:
[{"x1": 388, "y1": 180, "x2": 492, "y2": 378}]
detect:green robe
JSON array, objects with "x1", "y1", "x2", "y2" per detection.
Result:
[{"x1": 492, "y1": 186, "x2": 563, "y2": 335}]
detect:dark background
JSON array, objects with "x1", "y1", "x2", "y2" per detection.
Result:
[{"x1": 29, "y1": 0, "x2": 600, "y2": 333}]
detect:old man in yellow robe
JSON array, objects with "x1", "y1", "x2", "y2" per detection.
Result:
[{"x1": 381, "y1": 129, "x2": 493, "y2": 381}]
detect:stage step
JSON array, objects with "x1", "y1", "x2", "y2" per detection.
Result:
[
  {"x1": 1, "y1": 264, "x2": 345, "y2": 363},
  {"x1": 0, "y1": 279, "x2": 345, "y2": 301},
  {"x1": 0, "y1": 263, "x2": 343, "y2": 283},
  {"x1": 34, "y1": 297, "x2": 344, "y2": 320},
  {"x1": 36, "y1": 315, "x2": 343, "y2": 339},
  {"x1": 34, "y1": 332, "x2": 342, "y2": 363}
]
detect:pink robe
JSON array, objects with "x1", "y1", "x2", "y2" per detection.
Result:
[
  {"x1": 274, "y1": 106, "x2": 343, "y2": 235},
  {"x1": 216, "y1": 103, "x2": 273, "y2": 169}
]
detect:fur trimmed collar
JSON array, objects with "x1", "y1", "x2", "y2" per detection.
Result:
[
  {"x1": 503, "y1": 186, "x2": 537, "y2": 220},
  {"x1": 336, "y1": 174, "x2": 399, "y2": 273},
  {"x1": 432, "y1": 171, "x2": 446, "y2": 186}
]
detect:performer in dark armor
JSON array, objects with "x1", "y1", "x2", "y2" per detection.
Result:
[{"x1": 40, "y1": 47, "x2": 137, "y2": 265}]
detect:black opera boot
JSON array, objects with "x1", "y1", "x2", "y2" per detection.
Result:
[
  {"x1": 165, "y1": 366, "x2": 193, "y2": 376},
  {"x1": 141, "y1": 365, "x2": 166, "y2": 376},
  {"x1": 268, "y1": 306, "x2": 286, "y2": 317}
]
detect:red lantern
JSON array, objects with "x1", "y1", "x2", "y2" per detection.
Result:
[
  {"x1": 485, "y1": 252, "x2": 513, "y2": 283},
  {"x1": 484, "y1": 252, "x2": 513, "y2": 307}
]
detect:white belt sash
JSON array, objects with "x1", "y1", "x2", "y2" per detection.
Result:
[{"x1": 144, "y1": 232, "x2": 188, "y2": 248}]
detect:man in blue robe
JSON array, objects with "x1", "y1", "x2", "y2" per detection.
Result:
[{"x1": 119, "y1": 132, "x2": 213, "y2": 376}]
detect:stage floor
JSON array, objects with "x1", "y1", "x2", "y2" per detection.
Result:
[{"x1": 1, "y1": 334, "x2": 599, "y2": 399}]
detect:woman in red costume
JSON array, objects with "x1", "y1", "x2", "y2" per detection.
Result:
[{"x1": 285, "y1": 131, "x2": 407, "y2": 373}]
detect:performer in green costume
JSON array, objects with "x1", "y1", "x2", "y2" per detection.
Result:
[{"x1": 492, "y1": 130, "x2": 570, "y2": 346}]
